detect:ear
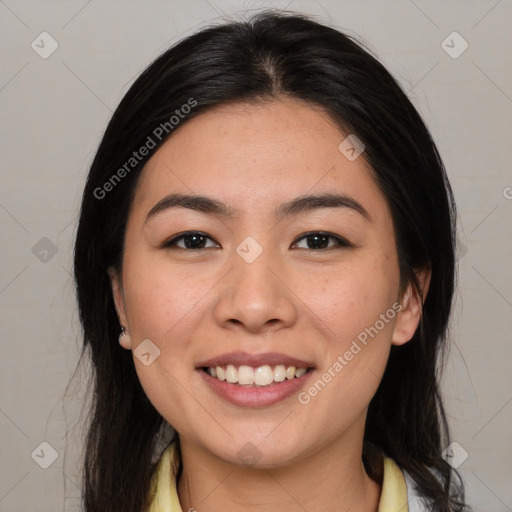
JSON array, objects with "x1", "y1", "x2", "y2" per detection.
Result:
[
  {"x1": 107, "y1": 266, "x2": 131, "y2": 349},
  {"x1": 391, "y1": 264, "x2": 432, "y2": 346}
]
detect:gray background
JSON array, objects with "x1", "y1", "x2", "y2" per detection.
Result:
[{"x1": 1, "y1": 0, "x2": 511, "y2": 511}]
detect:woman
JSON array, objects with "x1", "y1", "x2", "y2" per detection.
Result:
[{"x1": 73, "y1": 9, "x2": 468, "y2": 512}]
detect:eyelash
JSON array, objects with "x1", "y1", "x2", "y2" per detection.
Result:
[{"x1": 161, "y1": 231, "x2": 353, "y2": 252}]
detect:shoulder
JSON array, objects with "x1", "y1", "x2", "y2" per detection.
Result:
[
  {"x1": 403, "y1": 468, "x2": 442, "y2": 511},
  {"x1": 380, "y1": 455, "x2": 438, "y2": 511},
  {"x1": 403, "y1": 469, "x2": 428, "y2": 511},
  {"x1": 370, "y1": 440, "x2": 443, "y2": 512}
]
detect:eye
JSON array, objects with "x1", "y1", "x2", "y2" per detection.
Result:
[
  {"x1": 161, "y1": 230, "x2": 352, "y2": 251},
  {"x1": 161, "y1": 231, "x2": 219, "y2": 250},
  {"x1": 292, "y1": 232, "x2": 352, "y2": 251}
]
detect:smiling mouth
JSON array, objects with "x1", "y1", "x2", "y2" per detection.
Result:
[{"x1": 201, "y1": 364, "x2": 313, "y2": 387}]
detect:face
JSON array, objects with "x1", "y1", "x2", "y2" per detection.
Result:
[{"x1": 109, "y1": 98, "x2": 428, "y2": 467}]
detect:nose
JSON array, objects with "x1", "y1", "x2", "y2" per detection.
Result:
[{"x1": 212, "y1": 240, "x2": 298, "y2": 335}]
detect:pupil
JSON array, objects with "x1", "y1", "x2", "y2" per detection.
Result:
[
  {"x1": 308, "y1": 234, "x2": 328, "y2": 249},
  {"x1": 185, "y1": 234, "x2": 205, "y2": 249}
]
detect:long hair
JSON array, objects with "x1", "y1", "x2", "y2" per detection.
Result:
[{"x1": 73, "y1": 10, "x2": 466, "y2": 511}]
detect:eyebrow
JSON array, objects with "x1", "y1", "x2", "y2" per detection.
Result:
[{"x1": 144, "y1": 192, "x2": 371, "y2": 224}]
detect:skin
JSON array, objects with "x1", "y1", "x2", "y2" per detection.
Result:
[{"x1": 109, "y1": 97, "x2": 430, "y2": 512}]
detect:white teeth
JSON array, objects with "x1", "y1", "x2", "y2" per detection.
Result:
[
  {"x1": 206, "y1": 364, "x2": 310, "y2": 386},
  {"x1": 273, "y1": 364, "x2": 286, "y2": 382},
  {"x1": 216, "y1": 366, "x2": 225, "y2": 380},
  {"x1": 225, "y1": 364, "x2": 237, "y2": 383},
  {"x1": 238, "y1": 365, "x2": 254, "y2": 385},
  {"x1": 254, "y1": 365, "x2": 274, "y2": 386},
  {"x1": 295, "y1": 368, "x2": 307, "y2": 378}
]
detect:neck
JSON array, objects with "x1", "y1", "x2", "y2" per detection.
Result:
[{"x1": 176, "y1": 423, "x2": 381, "y2": 512}]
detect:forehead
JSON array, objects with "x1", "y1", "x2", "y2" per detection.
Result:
[{"x1": 131, "y1": 98, "x2": 388, "y2": 223}]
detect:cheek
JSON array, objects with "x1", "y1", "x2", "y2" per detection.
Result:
[
  {"x1": 122, "y1": 253, "x2": 213, "y2": 342},
  {"x1": 120, "y1": 255, "x2": 210, "y2": 429},
  {"x1": 310, "y1": 262, "x2": 397, "y2": 341},
  {"x1": 306, "y1": 256, "x2": 399, "y2": 393}
]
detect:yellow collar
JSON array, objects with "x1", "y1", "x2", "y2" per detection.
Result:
[{"x1": 148, "y1": 441, "x2": 409, "y2": 512}]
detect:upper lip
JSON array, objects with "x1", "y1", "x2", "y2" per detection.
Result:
[{"x1": 197, "y1": 351, "x2": 315, "y2": 369}]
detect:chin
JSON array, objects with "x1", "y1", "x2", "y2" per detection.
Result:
[{"x1": 216, "y1": 436, "x2": 304, "y2": 469}]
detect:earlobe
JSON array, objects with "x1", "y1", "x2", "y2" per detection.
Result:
[
  {"x1": 391, "y1": 265, "x2": 431, "y2": 346},
  {"x1": 118, "y1": 326, "x2": 132, "y2": 350}
]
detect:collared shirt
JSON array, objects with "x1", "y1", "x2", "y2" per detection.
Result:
[{"x1": 147, "y1": 441, "x2": 426, "y2": 512}]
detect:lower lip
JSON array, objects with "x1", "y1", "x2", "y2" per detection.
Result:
[{"x1": 198, "y1": 368, "x2": 314, "y2": 407}]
